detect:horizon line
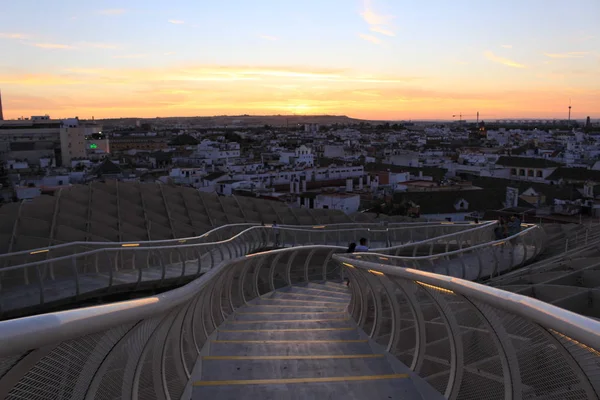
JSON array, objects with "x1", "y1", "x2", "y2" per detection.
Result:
[{"x1": 0, "y1": 113, "x2": 595, "y2": 123}]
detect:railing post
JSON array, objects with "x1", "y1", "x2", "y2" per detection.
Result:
[
  {"x1": 36, "y1": 265, "x2": 45, "y2": 305},
  {"x1": 70, "y1": 257, "x2": 80, "y2": 298}
]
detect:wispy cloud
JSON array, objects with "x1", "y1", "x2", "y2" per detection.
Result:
[
  {"x1": 259, "y1": 35, "x2": 278, "y2": 41},
  {"x1": 369, "y1": 26, "x2": 395, "y2": 37},
  {"x1": 33, "y1": 43, "x2": 75, "y2": 50},
  {"x1": 0, "y1": 33, "x2": 28, "y2": 39},
  {"x1": 360, "y1": 0, "x2": 395, "y2": 37},
  {"x1": 501, "y1": 44, "x2": 512, "y2": 49},
  {"x1": 168, "y1": 19, "x2": 185, "y2": 24},
  {"x1": 544, "y1": 51, "x2": 590, "y2": 59},
  {"x1": 484, "y1": 51, "x2": 526, "y2": 68},
  {"x1": 164, "y1": 52, "x2": 176, "y2": 56},
  {"x1": 358, "y1": 33, "x2": 381, "y2": 45},
  {"x1": 112, "y1": 54, "x2": 148, "y2": 59},
  {"x1": 98, "y1": 9, "x2": 126, "y2": 16}
]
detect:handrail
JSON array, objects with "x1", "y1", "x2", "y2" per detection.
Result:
[
  {"x1": 0, "y1": 222, "x2": 493, "y2": 272},
  {"x1": 376, "y1": 220, "x2": 498, "y2": 255},
  {"x1": 0, "y1": 220, "x2": 483, "y2": 260},
  {"x1": 0, "y1": 227, "x2": 554, "y2": 358},
  {"x1": 353, "y1": 223, "x2": 539, "y2": 261},
  {"x1": 335, "y1": 254, "x2": 600, "y2": 351}
]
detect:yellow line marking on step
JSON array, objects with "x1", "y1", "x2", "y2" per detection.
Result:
[
  {"x1": 237, "y1": 311, "x2": 346, "y2": 315},
  {"x1": 226, "y1": 318, "x2": 350, "y2": 324},
  {"x1": 213, "y1": 339, "x2": 368, "y2": 344},
  {"x1": 242, "y1": 305, "x2": 346, "y2": 309},
  {"x1": 202, "y1": 354, "x2": 384, "y2": 360},
  {"x1": 218, "y1": 327, "x2": 355, "y2": 332},
  {"x1": 194, "y1": 374, "x2": 409, "y2": 386}
]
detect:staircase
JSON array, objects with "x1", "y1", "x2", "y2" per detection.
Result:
[{"x1": 192, "y1": 283, "x2": 438, "y2": 399}]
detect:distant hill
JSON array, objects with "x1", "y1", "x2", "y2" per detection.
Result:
[{"x1": 91, "y1": 115, "x2": 387, "y2": 127}]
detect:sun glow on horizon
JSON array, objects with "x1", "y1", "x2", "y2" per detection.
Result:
[{"x1": 0, "y1": 0, "x2": 598, "y2": 120}]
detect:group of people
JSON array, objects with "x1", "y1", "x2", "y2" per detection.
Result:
[{"x1": 494, "y1": 214, "x2": 522, "y2": 239}]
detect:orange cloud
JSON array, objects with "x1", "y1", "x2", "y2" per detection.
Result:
[
  {"x1": 484, "y1": 51, "x2": 526, "y2": 68},
  {"x1": 0, "y1": 33, "x2": 29, "y2": 39},
  {"x1": 360, "y1": 0, "x2": 395, "y2": 37},
  {"x1": 369, "y1": 26, "x2": 395, "y2": 37}
]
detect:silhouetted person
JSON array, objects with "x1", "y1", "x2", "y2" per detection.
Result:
[
  {"x1": 346, "y1": 243, "x2": 357, "y2": 253},
  {"x1": 355, "y1": 238, "x2": 368, "y2": 252}
]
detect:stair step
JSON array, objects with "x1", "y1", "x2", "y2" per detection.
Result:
[
  {"x1": 269, "y1": 292, "x2": 349, "y2": 304},
  {"x1": 303, "y1": 282, "x2": 351, "y2": 293},
  {"x1": 232, "y1": 312, "x2": 347, "y2": 321},
  {"x1": 251, "y1": 298, "x2": 348, "y2": 306},
  {"x1": 208, "y1": 341, "x2": 375, "y2": 356},
  {"x1": 193, "y1": 375, "x2": 421, "y2": 400},
  {"x1": 283, "y1": 286, "x2": 351, "y2": 299},
  {"x1": 221, "y1": 319, "x2": 354, "y2": 330},
  {"x1": 200, "y1": 356, "x2": 394, "y2": 380},
  {"x1": 217, "y1": 328, "x2": 360, "y2": 341}
]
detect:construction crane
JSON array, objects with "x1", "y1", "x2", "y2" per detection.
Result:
[{"x1": 452, "y1": 112, "x2": 480, "y2": 123}]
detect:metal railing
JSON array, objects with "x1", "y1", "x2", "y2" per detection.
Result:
[
  {"x1": 0, "y1": 221, "x2": 483, "y2": 266},
  {"x1": 0, "y1": 222, "x2": 494, "y2": 318},
  {"x1": 346, "y1": 224, "x2": 546, "y2": 280},
  {"x1": 338, "y1": 256, "x2": 600, "y2": 399},
  {"x1": 0, "y1": 230, "x2": 597, "y2": 399}
]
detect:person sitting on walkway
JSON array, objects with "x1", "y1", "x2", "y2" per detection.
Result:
[
  {"x1": 355, "y1": 238, "x2": 369, "y2": 252},
  {"x1": 346, "y1": 243, "x2": 357, "y2": 253},
  {"x1": 494, "y1": 217, "x2": 506, "y2": 240}
]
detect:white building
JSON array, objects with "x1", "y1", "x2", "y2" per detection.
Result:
[
  {"x1": 314, "y1": 193, "x2": 360, "y2": 214},
  {"x1": 170, "y1": 168, "x2": 206, "y2": 187},
  {"x1": 195, "y1": 140, "x2": 240, "y2": 161},
  {"x1": 60, "y1": 118, "x2": 104, "y2": 165},
  {"x1": 384, "y1": 152, "x2": 420, "y2": 167},
  {"x1": 294, "y1": 145, "x2": 314, "y2": 166}
]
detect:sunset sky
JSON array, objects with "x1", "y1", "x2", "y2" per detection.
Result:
[{"x1": 0, "y1": 0, "x2": 599, "y2": 120}]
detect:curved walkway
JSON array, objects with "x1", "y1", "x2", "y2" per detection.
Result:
[
  {"x1": 1, "y1": 221, "x2": 596, "y2": 399},
  {"x1": 0, "y1": 222, "x2": 505, "y2": 319}
]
